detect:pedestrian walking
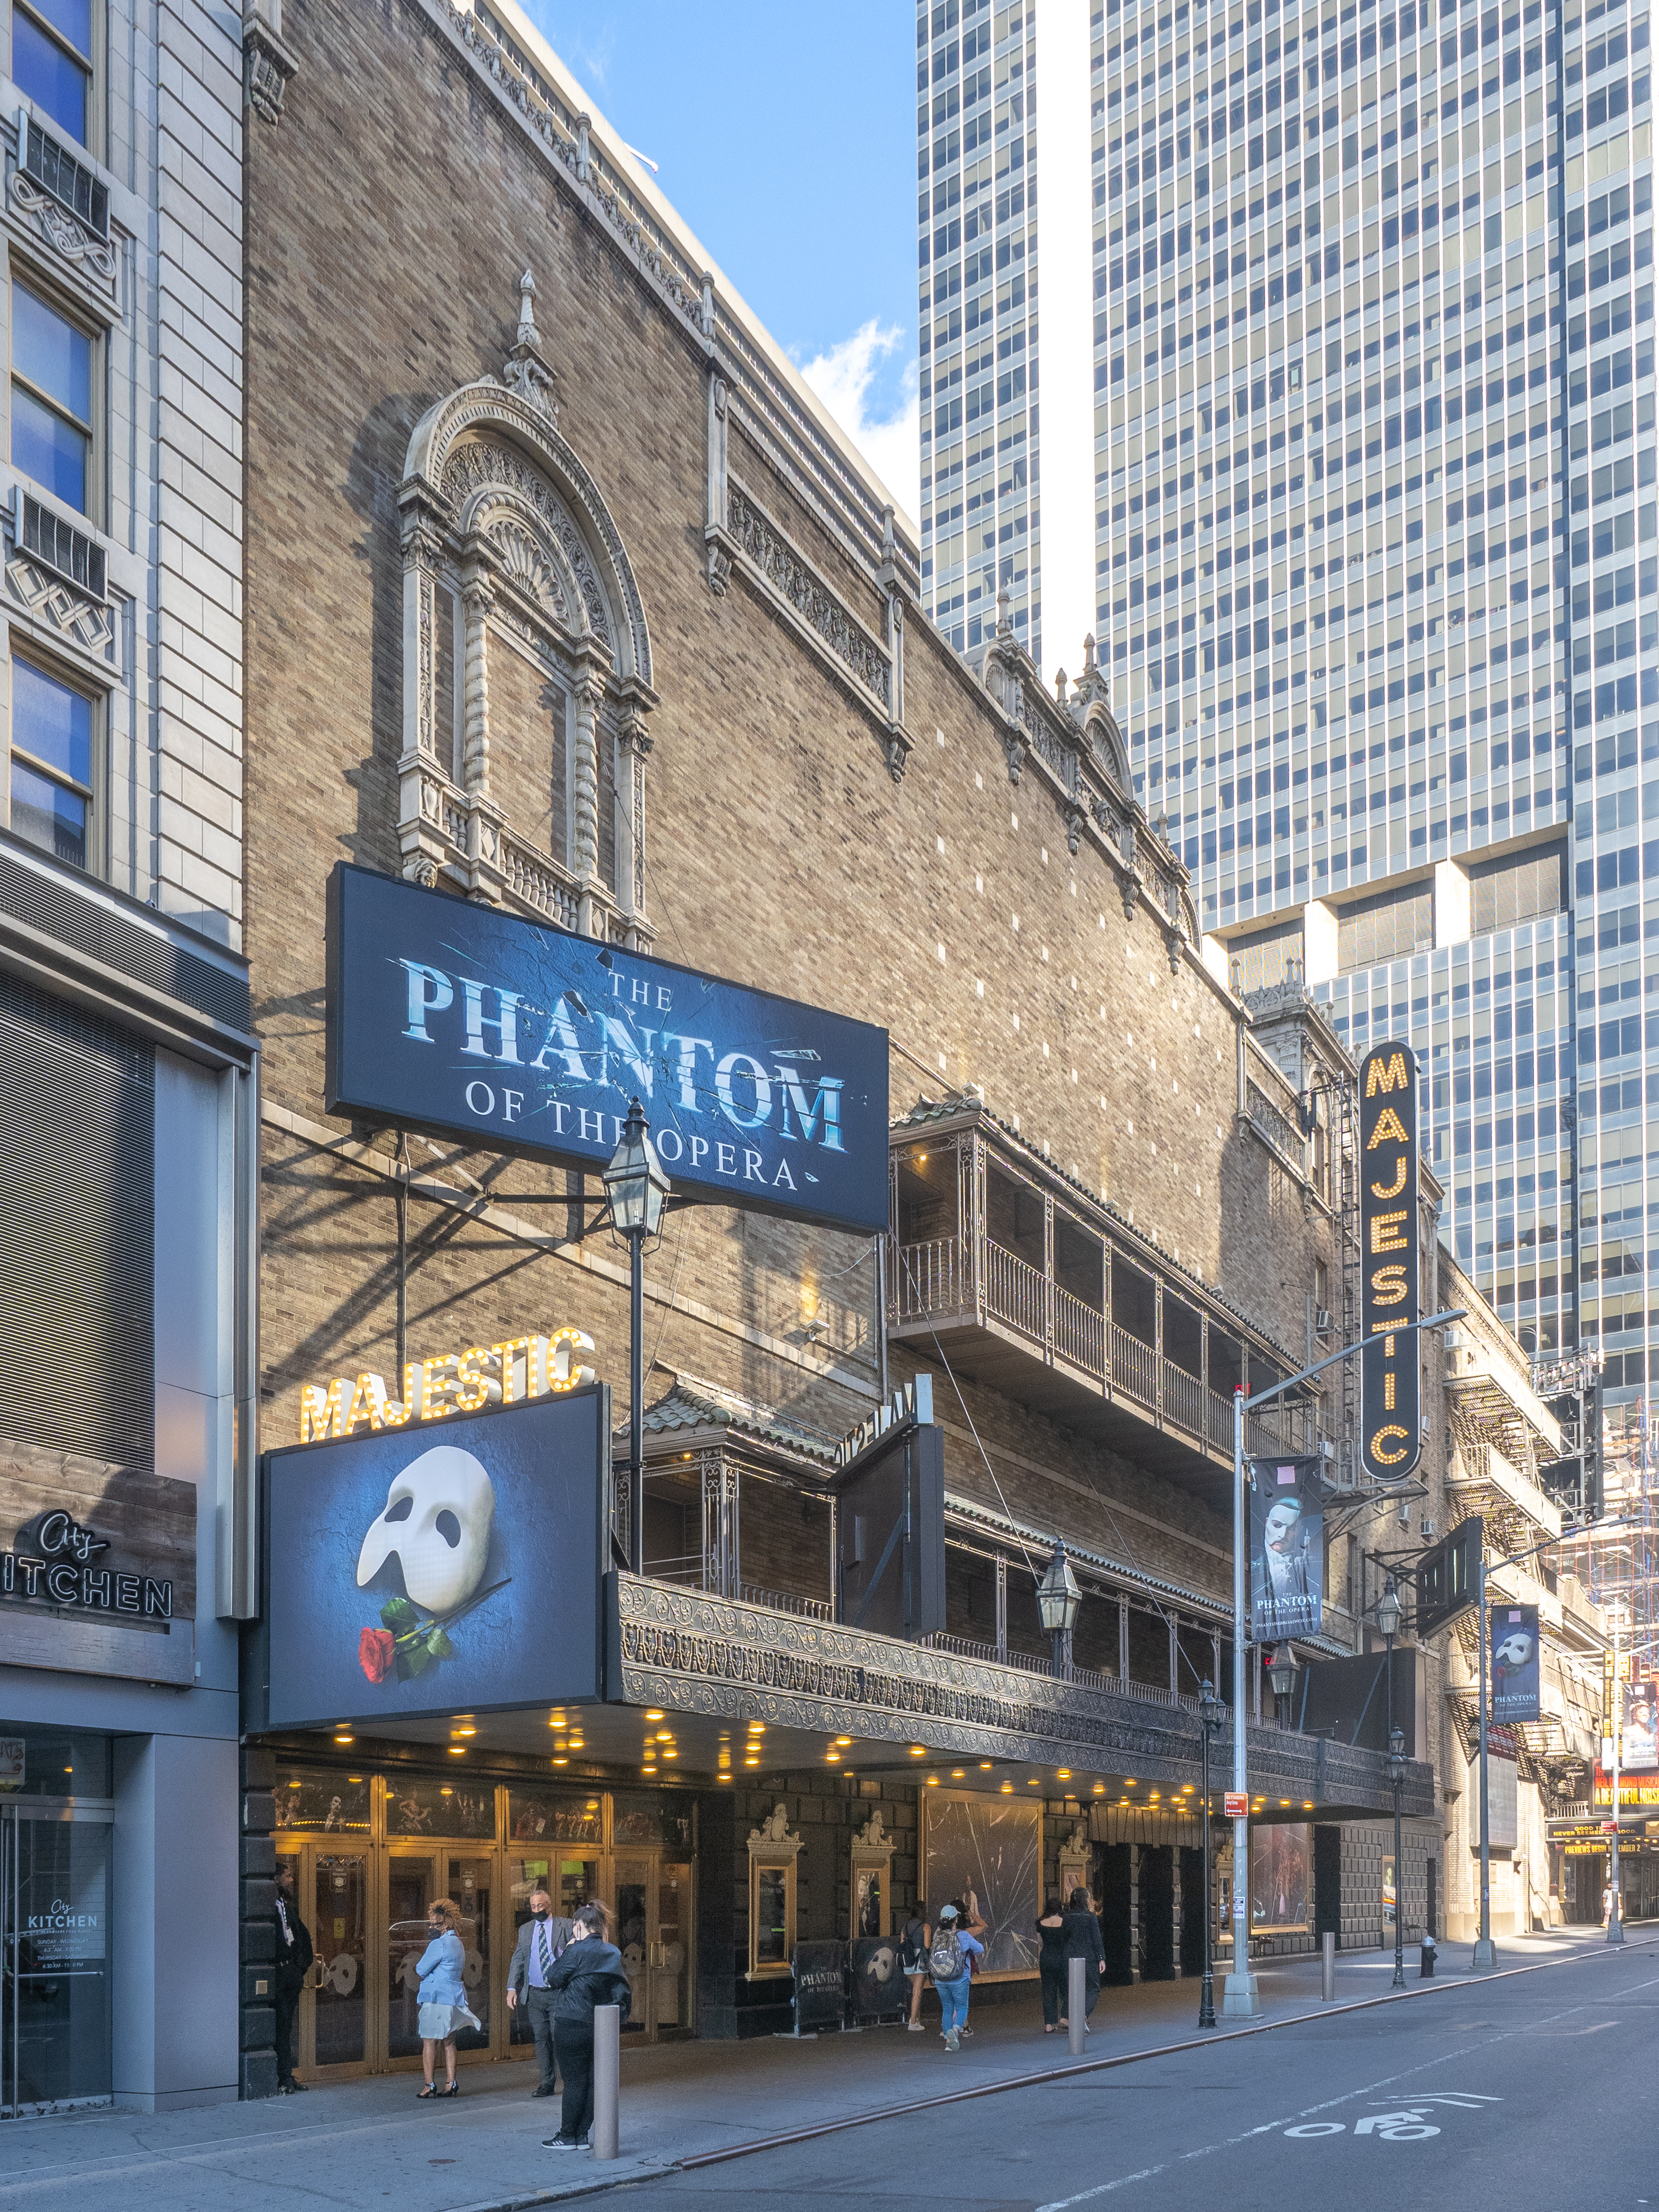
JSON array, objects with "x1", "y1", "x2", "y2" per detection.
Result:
[
  {"x1": 415, "y1": 1899, "x2": 481, "y2": 2098},
  {"x1": 541, "y1": 1901, "x2": 633, "y2": 2151},
  {"x1": 272, "y1": 1865, "x2": 313, "y2": 2093},
  {"x1": 1060, "y1": 1886, "x2": 1105, "y2": 2030},
  {"x1": 901, "y1": 1905, "x2": 931, "y2": 2031},
  {"x1": 927, "y1": 1901, "x2": 984, "y2": 2052},
  {"x1": 1036, "y1": 1895, "x2": 1067, "y2": 2032},
  {"x1": 507, "y1": 1885, "x2": 576, "y2": 2095}
]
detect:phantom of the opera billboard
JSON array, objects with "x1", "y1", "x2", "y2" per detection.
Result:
[
  {"x1": 1249, "y1": 1454, "x2": 1324, "y2": 1641},
  {"x1": 1490, "y1": 1602, "x2": 1541, "y2": 1725},
  {"x1": 325, "y1": 863, "x2": 890, "y2": 1233},
  {"x1": 252, "y1": 1387, "x2": 610, "y2": 1730}
]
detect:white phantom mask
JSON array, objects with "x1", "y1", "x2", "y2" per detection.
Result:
[
  {"x1": 1495, "y1": 1633, "x2": 1533, "y2": 1670},
  {"x1": 356, "y1": 1446, "x2": 495, "y2": 1614}
]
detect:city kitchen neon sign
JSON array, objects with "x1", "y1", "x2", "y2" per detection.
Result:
[
  {"x1": 1, "y1": 1509, "x2": 172, "y2": 1618},
  {"x1": 300, "y1": 1327, "x2": 595, "y2": 1444}
]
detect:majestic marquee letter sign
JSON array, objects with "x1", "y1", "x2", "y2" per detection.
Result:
[
  {"x1": 1358, "y1": 1042, "x2": 1420, "y2": 1482},
  {"x1": 325, "y1": 864, "x2": 890, "y2": 1234}
]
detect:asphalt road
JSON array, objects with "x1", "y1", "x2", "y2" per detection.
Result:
[{"x1": 624, "y1": 1945, "x2": 1659, "y2": 2212}]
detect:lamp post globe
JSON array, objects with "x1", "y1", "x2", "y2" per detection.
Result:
[
  {"x1": 1037, "y1": 1540, "x2": 1082, "y2": 1679},
  {"x1": 601, "y1": 1097, "x2": 672, "y2": 1573}
]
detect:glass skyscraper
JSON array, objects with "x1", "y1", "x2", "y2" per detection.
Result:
[{"x1": 918, "y1": 0, "x2": 1657, "y2": 1407}]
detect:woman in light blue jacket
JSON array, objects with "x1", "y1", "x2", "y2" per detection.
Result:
[{"x1": 415, "y1": 1899, "x2": 479, "y2": 2097}]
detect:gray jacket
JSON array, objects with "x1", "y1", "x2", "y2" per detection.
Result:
[{"x1": 508, "y1": 1912, "x2": 576, "y2": 2000}]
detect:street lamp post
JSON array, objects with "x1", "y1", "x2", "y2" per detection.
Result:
[
  {"x1": 1225, "y1": 1305, "x2": 1467, "y2": 2020},
  {"x1": 1037, "y1": 1541, "x2": 1082, "y2": 1679},
  {"x1": 601, "y1": 1096, "x2": 671, "y2": 1575},
  {"x1": 1387, "y1": 1725, "x2": 1408, "y2": 1990},
  {"x1": 1199, "y1": 1678, "x2": 1224, "y2": 2030},
  {"x1": 1608, "y1": 1599, "x2": 1626, "y2": 1946}
]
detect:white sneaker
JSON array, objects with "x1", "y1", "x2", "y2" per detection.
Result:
[{"x1": 944, "y1": 2029, "x2": 960, "y2": 2051}]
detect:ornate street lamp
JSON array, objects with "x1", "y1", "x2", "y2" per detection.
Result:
[
  {"x1": 1198, "y1": 1678, "x2": 1225, "y2": 2029},
  {"x1": 1268, "y1": 1641, "x2": 1298, "y2": 1721},
  {"x1": 1387, "y1": 1724, "x2": 1408, "y2": 1990},
  {"x1": 1037, "y1": 1541, "x2": 1082, "y2": 1679},
  {"x1": 1375, "y1": 1577, "x2": 1403, "y2": 1641},
  {"x1": 602, "y1": 1096, "x2": 671, "y2": 1573}
]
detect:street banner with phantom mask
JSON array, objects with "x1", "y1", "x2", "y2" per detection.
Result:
[
  {"x1": 1489, "y1": 1603, "x2": 1540, "y2": 1725},
  {"x1": 1249, "y1": 1455, "x2": 1324, "y2": 1640}
]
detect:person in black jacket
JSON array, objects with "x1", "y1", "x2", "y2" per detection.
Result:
[
  {"x1": 272, "y1": 1865, "x2": 314, "y2": 2093},
  {"x1": 1060, "y1": 1885, "x2": 1105, "y2": 2029},
  {"x1": 1036, "y1": 1896, "x2": 1068, "y2": 2031},
  {"x1": 541, "y1": 1903, "x2": 631, "y2": 2151}
]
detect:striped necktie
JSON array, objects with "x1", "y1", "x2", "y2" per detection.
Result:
[{"x1": 538, "y1": 1921, "x2": 552, "y2": 1983}]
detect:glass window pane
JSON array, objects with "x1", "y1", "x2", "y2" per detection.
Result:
[
  {"x1": 33, "y1": 0, "x2": 93, "y2": 53},
  {"x1": 13, "y1": 285, "x2": 91, "y2": 423},
  {"x1": 10, "y1": 758, "x2": 85, "y2": 869},
  {"x1": 11, "y1": 13, "x2": 88, "y2": 144},
  {"x1": 13, "y1": 657, "x2": 89, "y2": 784},
  {"x1": 10, "y1": 385, "x2": 87, "y2": 511}
]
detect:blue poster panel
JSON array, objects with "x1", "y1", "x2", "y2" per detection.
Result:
[
  {"x1": 257, "y1": 1388, "x2": 609, "y2": 1730},
  {"x1": 325, "y1": 864, "x2": 890, "y2": 1232},
  {"x1": 1489, "y1": 1602, "x2": 1540, "y2": 1725}
]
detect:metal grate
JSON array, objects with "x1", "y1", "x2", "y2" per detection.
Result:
[
  {"x1": 22, "y1": 119, "x2": 109, "y2": 240},
  {"x1": 19, "y1": 494, "x2": 105, "y2": 601},
  {"x1": 0, "y1": 972, "x2": 153, "y2": 1468}
]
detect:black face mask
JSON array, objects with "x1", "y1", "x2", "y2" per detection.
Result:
[{"x1": 532, "y1": 1907, "x2": 550, "y2": 1922}]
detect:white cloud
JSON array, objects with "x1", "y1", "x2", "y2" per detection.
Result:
[{"x1": 798, "y1": 319, "x2": 920, "y2": 522}]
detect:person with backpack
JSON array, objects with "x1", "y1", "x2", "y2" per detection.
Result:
[
  {"x1": 927, "y1": 1901, "x2": 984, "y2": 2051},
  {"x1": 540, "y1": 1902, "x2": 632, "y2": 2150},
  {"x1": 900, "y1": 1906, "x2": 931, "y2": 2031}
]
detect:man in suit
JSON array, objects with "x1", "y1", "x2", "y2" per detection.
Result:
[
  {"x1": 506, "y1": 1885, "x2": 575, "y2": 2096},
  {"x1": 272, "y1": 1864, "x2": 313, "y2": 2094}
]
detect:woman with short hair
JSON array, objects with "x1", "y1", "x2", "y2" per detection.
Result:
[
  {"x1": 542, "y1": 1901, "x2": 631, "y2": 2150},
  {"x1": 415, "y1": 1898, "x2": 480, "y2": 2097}
]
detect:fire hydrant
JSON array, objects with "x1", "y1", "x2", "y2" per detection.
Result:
[{"x1": 1420, "y1": 1933, "x2": 1437, "y2": 1978}]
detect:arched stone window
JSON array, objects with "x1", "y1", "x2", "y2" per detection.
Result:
[{"x1": 397, "y1": 274, "x2": 656, "y2": 946}]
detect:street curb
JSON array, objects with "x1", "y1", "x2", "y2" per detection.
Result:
[{"x1": 445, "y1": 1934, "x2": 1658, "y2": 2209}]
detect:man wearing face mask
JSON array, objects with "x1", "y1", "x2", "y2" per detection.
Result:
[{"x1": 507, "y1": 1885, "x2": 575, "y2": 2096}]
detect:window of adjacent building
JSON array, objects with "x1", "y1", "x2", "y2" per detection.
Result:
[
  {"x1": 12, "y1": 0, "x2": 92, "y2": 146},
  {"x1": 10, "y1": 654, "x2": 93, "y2": 870},
  {"x1": 11, "y1": 279, "x2": 93, "y2": 514}
]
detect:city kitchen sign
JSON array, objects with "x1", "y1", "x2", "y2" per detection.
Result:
[
  {"x1": 0, "y1": 1505, "x2": 173, "y2": 1619},
  {"x1": 325, "y1": 865, "x2": 890, "y2": 1233}
]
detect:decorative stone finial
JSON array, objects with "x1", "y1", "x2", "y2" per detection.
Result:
[
  {"x1": 996, "y1": 583, "x2": 1013, "y2": 638},
  {"x1": 500, "y1": 265, "x2": 558, "y2": 421},
  {"x1": 516, "y1": 268, "x2": 541, "y2": 350},
  {"x1": 1055, "y1": 668, "x2": 1069, "y2": 705},
  {"x1": 1083, "y1": 632, "x2": 1096, "y2": 670}
]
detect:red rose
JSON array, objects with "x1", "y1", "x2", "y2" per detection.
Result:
[{"x1": 359, "y1": 1626, "x2": 396, "y2": 1684}]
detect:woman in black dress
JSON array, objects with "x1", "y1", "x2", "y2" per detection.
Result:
[{"x1": 1036, "y1": 1895, "x2": 1067, "y2": 2031}]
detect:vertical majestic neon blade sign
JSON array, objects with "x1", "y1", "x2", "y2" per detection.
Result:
[{"x1": 1359, "y1": 1043, "x2": 1421, "y2": 1482}]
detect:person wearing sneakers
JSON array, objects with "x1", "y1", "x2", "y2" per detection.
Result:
[
  {"x1": 927, "y1": 1902, "x2": 983, "y2": 2051},
  {"x1": 900, "y1": 1906, "x2": 931, "y2": 2030}
]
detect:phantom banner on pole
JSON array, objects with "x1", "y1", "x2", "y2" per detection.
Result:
[{"x1": 1358, "y1": 1042, "x2": 1420, "y2": 1481}]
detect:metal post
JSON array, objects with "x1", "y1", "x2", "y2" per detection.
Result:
[
  {"x1": 875, "y1": 1233, "x2": 890, "y2": 1405},
  {"x1": 592, "y1": 2002, "x2": 620, "y2": 2159},
  {"x1": 1474, "y1": 1547, "x2": 1496, "y2": 1969},
  {"x1": 628, "y1": 1230, "x2": 644, "y2": 1575},
  {"x1": 1609, "y1": 1600, "x2": 1626, "y2": 1945},
  {"x1": 1067, "y1": 1956, "x2": 1086, "y2": 2055},
  {"x1": 1224, "y1": 1386, "x2": 1259, "y2": 2017},
  {"x1": 1321, "y1": 1928, "x2": 1336, "y2": 2002},
  {"x1": 1388, "y1": 1625, "x2": 1404, "y2": 1990},
  {"x1": 1199, "y1": 1702, "x2": 1216, "y2": 2029}
]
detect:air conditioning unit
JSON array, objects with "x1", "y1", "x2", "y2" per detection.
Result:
[
  {"x1": 1315, "y1": 1308, "x2": 1333, "y2": 1336},
  {"x1": 1420, "y1": 1516, "x2": 1436, "y2": 1539}
]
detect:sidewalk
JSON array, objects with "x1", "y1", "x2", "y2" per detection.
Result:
[{"x1": 0, "y1": 1926, "x2": 1646, "y2": 2212}]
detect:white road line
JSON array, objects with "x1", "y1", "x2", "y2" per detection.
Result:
[{"x1": 1035, "y1": 1977, "x2": 1659, "y2": 2212}]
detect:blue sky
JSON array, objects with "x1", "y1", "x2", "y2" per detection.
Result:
[{"x1": 521, "y1": 2, "x2": 921, "y2": 512}]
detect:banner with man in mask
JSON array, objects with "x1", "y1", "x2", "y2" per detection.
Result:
[
  {"x1": 1490, "y1": 1603, "x2": 1540, "y2": 1725},
  {"x1": 1249, "y1": 1456, "x2": 1324, "y2": 1640}
]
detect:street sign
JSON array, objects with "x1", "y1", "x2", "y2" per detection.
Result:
[
  {"x1": 1224, "y1": 1792, "x2": 1249, "y2": 1817},
  {"x1": 1358, "y1": 1043, "x2": 1420, "y2": 1481}
]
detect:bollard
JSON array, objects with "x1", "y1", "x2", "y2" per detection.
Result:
[
  {"x1": 1067, "y1": 1955, "x2": 1086, "y2": 2056},
  {"x1": 592, "y1": 2002, "x2": 620, "y2": 2161},
  {"x1": 1321, "y1": 1929, "x2": 1336, "y2": 2002}
]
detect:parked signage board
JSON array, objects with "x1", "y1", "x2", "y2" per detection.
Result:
[
  {"x1": 325, "y1": 864, "x2": 890, "y2": 1232},
  {"x1": 256, "y1": 1386, "x2": 609, "y2": 1729},
  {"x1": 1358, "y1": 1043, "x2": 1420, "y2": 1480}
]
